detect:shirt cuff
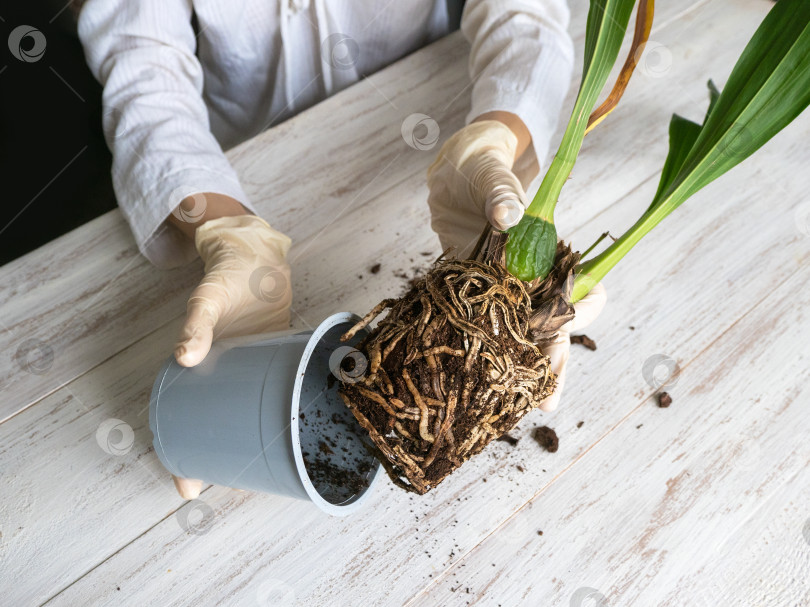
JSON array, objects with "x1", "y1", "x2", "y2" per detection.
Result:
[{"x1": 121, "y1": 168, "x2": 256, "y2": 269}]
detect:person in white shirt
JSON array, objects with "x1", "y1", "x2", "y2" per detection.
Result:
[{"x1": 78, "y1": 0, "x2": 605, "y2": 498}]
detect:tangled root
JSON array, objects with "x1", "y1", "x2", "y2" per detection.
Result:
[{"x1": 339, "y1": 232, "x2": 580, "y2": 494}]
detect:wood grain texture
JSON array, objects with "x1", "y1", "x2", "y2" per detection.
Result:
[{"x1": 2, "y1": 0, "x2": 809, "y2": 606}]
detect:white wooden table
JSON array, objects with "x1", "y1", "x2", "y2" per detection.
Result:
[{"x1": 2, "y1": 0, "x2": 809, "y2": 605}]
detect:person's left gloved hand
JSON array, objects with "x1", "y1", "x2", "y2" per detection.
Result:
[
  {"x1": 173, "y1": 214, "x2": 293, "y2": 367},
  {"x1": 538, "y1": 282, "x2": 607, "y2": 412},
  {"x1": 427, "y1": 119, "x2": 528, "y2": 257},
  {"x1": 171, "y1": 214, "x2": 292, "y2": 500}
]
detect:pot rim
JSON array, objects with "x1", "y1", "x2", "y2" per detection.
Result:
[{"x1": 289, "y1": 311, "x2": 383, "y2": 516}]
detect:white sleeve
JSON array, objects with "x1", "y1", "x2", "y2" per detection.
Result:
[
  {"x1": 77, "y1": 0, "x2": 256, "y2": 268},
  {"x1": 460, "y1": 0, "x2": 575, "y2": 189}
]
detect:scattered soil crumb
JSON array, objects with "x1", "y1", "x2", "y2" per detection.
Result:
[
  {"x1": 629, "y1": 325, "x2": 635, "y2": 330},
  {"x1": 482, "y1": 478, "x2": 487, "y2": 483},
  {"x1": 657, "y1": 392, "x2": 672, "y2": 408},
  {"x1": 571, "y1": 334, "x2": 597, "y2": 350},
  {"x1": 318, "y1": 441, "x2": 334, "y2": 455},
  {"x1": 370, "y1": 263, "x2": 381, "y2": 274},
  {"x1": 420, "y1": 251, "x2": 433, "y2": 256},
  {"x1": 576, "y1": 421, "x2": 584, "y2": 429},
  {"x1": 497, "y1": 433, "x2": 520, "y2": 447},
  {"x1": 516, "y1": 465, "x2": 525, "y2": 472},
  {"x1": 636, "y1": 424, "x2": 643, "y2": 429},
  {"x1": 533, "y1": 426, "x2": 559, "y2": 453},
  {"x1": 537, "y1": 530, "x2": 543, "y2": 536}
]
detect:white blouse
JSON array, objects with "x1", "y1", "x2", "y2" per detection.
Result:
[{"x1": 78, "y1": 0, "x2": 573, "y2": 267}]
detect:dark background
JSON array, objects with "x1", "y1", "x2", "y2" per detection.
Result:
[{"x1": 0, "y1": 1, "x2": 115, "y2": 266}]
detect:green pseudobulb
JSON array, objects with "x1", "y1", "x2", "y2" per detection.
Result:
[{"x1": 505, "y1": 215, "x2": 557, "y2": 282}]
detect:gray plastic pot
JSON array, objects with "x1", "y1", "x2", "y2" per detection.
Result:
[{"x1": 148, "y1": 312, "x2": 382, "y2": 516}]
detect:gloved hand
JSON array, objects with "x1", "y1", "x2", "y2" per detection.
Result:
[
  {"x1": 171, "y1": 213, "x2": 293, "y2": 499},
  {"x1": 427, "y1": 119, "x2": 528, "y2": 256},
  {"x1": 538, "y1": 282, "x2": 607, "y2": 412},
  {"x1": 173, "y1": 214, "x2": 293, "y2": 366}
]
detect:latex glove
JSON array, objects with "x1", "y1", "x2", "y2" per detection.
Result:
[
  {"x1": 427, "y1": 120, "x2": 528, "y2": 257},
  {"x1": 171, "y1": 214, "x2": 292, "y2": 500},
  {"x1": 174, "y1": 214, "x2": 293, "y2": 367},
  {"x1": 538, "y1": 283, "x2": 607, "y2": 412}
]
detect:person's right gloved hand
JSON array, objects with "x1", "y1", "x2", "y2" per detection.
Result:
[
  {"x1": 171, "y1": 212, "x2": 293, "y2": 500},
  {"x1": 426, "y1": 119, "x2": 529, "y2": 257},
  {"x1": 538, "y1": 283, "x2": 607, "y2": 412}
]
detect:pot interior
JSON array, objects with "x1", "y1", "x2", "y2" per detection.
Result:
[{"x1": 296, "y1": 321, "x2": 379, "y2": 505}]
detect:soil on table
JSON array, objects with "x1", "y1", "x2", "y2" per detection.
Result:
[
  {"x1": 533, "y1": 426, "x2": 559, "y2": 453},
  {"x1": 570, "y1": 334, "x2": 597, "y2": 350},
  {"x1": 657, "y1": 392, "x2": 672, "y2": 408},
  {"x1": 497, "y1": 433, "x2": 520, "y2": 446}
]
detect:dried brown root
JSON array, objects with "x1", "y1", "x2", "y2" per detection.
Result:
[{"x1": 338, "y1": 231, "x2": 580, "y2": 494}]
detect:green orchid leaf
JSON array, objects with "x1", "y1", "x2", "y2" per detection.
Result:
[
  {"x1": 650, "y1": 114, "x2": 702, "y2": 207},
  {"x1": 573, "y1": 0, "x2": 810, "y2": 302},
  {"x1": 650, "y1": 80, "x2": 721, "y2": 207}
]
